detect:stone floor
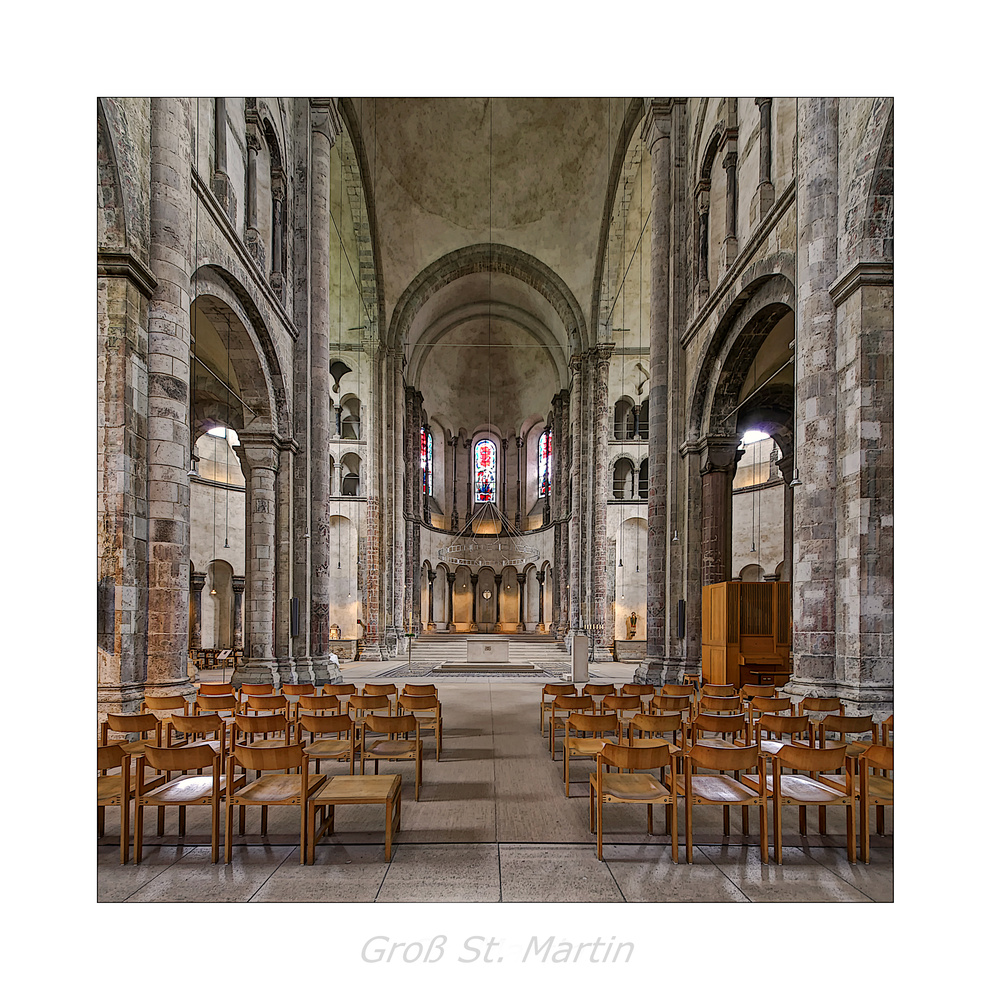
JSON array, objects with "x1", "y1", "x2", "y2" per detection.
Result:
[{"x1": 97, "y1": 658, "x2": 893, "y2": 905}]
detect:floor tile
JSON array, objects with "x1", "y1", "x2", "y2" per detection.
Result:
[{"x1": 498, "y1": 844, "x2": 625, "y2": 902}]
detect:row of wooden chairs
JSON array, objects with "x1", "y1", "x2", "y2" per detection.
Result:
[
  {"x1": 585, "y1": 730, "x2": 893, "y2": 865},
  {"x1": 98, "y1": 711, "x2": 428, "y2": 865}
]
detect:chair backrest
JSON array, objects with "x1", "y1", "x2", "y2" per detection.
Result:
[
  {"x1": 553, "y1": 694, "x2": 594, "y2": 711},
  {"x1": 662, "y1": 684, "x2": 694, "y2": 697},
  {"x1": 582, "y1": 684, "x2": 617, "y2": 696},
  {"x1": 799, "y1": 696, "x2": 843, "y2": 716},
  {"x1": 98, "y1": 742, "x2": 129, "y2": 772},
  {"x1": 298, "y1": 713, "x2": 354, "y2": 737},
  {"x1": 566, "y1": 712, "x2": 620, "y2": 736},
  {"x1": 230, "y1": 741, "x2": 303, "y2": 773},
  {"x1": 350, "y1": 694, "x2": 391, "y2": 713},
  {"x1": 602, "y1": 694, "x2": 641, "y2": 712},
  {"x1": 741, "y1": 684, "x2": 777, "y2": 699},
  {"x1": 282, "y1": 684, "x2": 314, "y2": 697},
  {"x1": 749, "y1": 696, "x2": 793, "y2": 715},
  {"x1": 881, "y1": 714, "x2": 894, "y2": 746},
  {"x1": 297, "y1": 694, "x2": 342, "y2": 715},
  {"x1": 102, "y1": 713, "x2": 161, "y2": 741},
  {"x1": 141, "y1": 694, "x2": 189, "y2": 714},
  {"x1": 231, "y1": 712, "x2": 290, "y2": 740},
  {"x1": 141, "y1": 742, "x2": 218, "y2": 774},
  {"x1": 362, "y1": 713, "x2": 418, "y2": 737},
  {"x1": 702, "y1": 684, "x2": 738, "y2": 697},
  {"x1": 697, "y1": 694, "x2": 742, "y2": 715},
  {"x1": 819, "y1": 714, "x2": 877, "y2": 743},
  {"x1": 363, "y1": 683, "x2": 397, "y2": 697},
  {"x1": 168, "y1": 712, "x2": 226, "y2": 739},
  {"x1": 324, "y1": 683, "x2": 357, "y2": 698},
  {"x1": 860, "y1": 743, "x2": 894, "y2": 772},
  {"x1": 621, "y1": 684, "x2": 654, "y2": 696},
  {"x1": 403, "y1": 683, "x2": 437, "y2": 696},
  {"x1": 630, "y1": 712, "x2": 682, "y2": 741},
  {"x1": 398, "y1": 693, "x2": 440, "y2": 713},
  {"x1": 651, "y1": 694, "x2": 692, "y2": 715},
  {"x1": 196, "y1": 693, "x2": 238, "y2": 714},
  {"x1": 599, "y1": 741, "x2": 671, "y2": 771},
  {"x1": 687, "y1": 741, "x2": 760, "y2": 773},
  {"x1": 542, "y1": 683, "x2": 577, "y2": 699},
  {"x1": 755, "y1": 713, "x2": 812, "y2": 740},
  {"x1": 240, "y1": 683, "x2": 275, "y2": 698},
  {"x1": 691, "y1": 712, "x2": 748, "y2": 738},
  {"x1": 245, "y1": 694, "x2": 288, "y2": 715},
  {"x1": 774, "y1": 742, "x2": 850, "y2": 775},
  {"x1": 199, "y1": 683, "x2": 234, "y2": 696}
]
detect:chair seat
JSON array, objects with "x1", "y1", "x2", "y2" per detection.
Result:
[
  {"x1": 864, "y1": 774, "x2": 894, "y2": 800},
  {"x1": 565, "y1": 737, "x2": 611, "y2": 756},
  {"x1": 234, "y1": 772, "x2": 325, "y2": 803},
  {"x1": 184, "y1": 739, "x2": 223, "y2": 755},
  {"x1": 775, "y1": 773, "x2": 850, "y2": 804},
  {"x1": 596, "y1": 773, "x2": 669, "y2": 801},
  {"x1": 304, "y1": 738, "x2": 353, "y2": 758},
  {"x1": 366, "y1": 739, "x2": 417, "y2": 757},
  {"x1": 629, "y1": 737, "x2": 677, "y2": 751},
  {"x1": 239, "y1": 738, "x2": 289, "y2": 750},
  {"x1": 97, "y1": 774, "x2": 127, "y2": 803},
  {"x1": 141, "y1": 773, "x2": 228, "y2": 805},
  {"x1": 692, "y1": 737, "x2": 738, "y2": 750},
  {"x1": 675, "y1": 773, "x2": 756, "y2": 804}
]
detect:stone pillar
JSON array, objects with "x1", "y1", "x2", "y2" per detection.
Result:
[
  {"x1": 449, "y1": 433, "x2": 459, "y2": 531},
  {"x1": 790, "y1": 97, "x2": 839, "y2": 697},
  {"x1": 270, "y1": 169, "x2": 286, "y2": 300},
  {"x1": 517, "y1": 571, "x2": 526, "y2": 632},
  {"x1": 427, "y1": 569, "x2": 436, "y2": 630},
  {"x1": 446, "y1": 571, "x2": 456, "y2": 630},
  {"x1": 516, "y1": 434, "x2": 524, "y2": 528},
  {"x1": 555, "y1": 388, "x2": 570, "y2": 636},
  {"x1": 537, "y1": 570, "x2": 546, "y2": 630},
  {"x1": 776, "y1": 452, "x2": 795, "y2": 583},
  {"x1": 638, "y1": 99, "x2": 672, "y2": 684},
  {"x1": 232, "y1": 575, "x2": 245, "y2": 649},
  {"x1": 470, "y1": 573, "x2": 479, "y2": 632},
  {"x1": 590, "y1": 343, "x2": 614, "y2": 656},
  {"x1": 145, "y1": 97, "x2": 195, "y2": 700},
  {"x1": 190, "y1": 572, "x2": 206, "y2": 650},
  {"x1": 501, "y1": 437, "x2": 510, "y2": 521},
  {"x1": 700, "y1": 437, "x2": 744, "y2": 587},
  {"x1": 307, "y1": 99, "x2": 337, "y2": 678},
  {"x1": 211, "y1": 99, "x2": 236, "y2": 219},
  {"x1": 495, "y1": 572, "x2": 503, "y2": 627},
  {"x1": 722, "y1": 150, "x2": 738, "y2": 268},
  {"x1": 232, "y1": 435, "x2": 280, "y2": 686},
  {"x1": 361, "y1": 338, "x2": 385, "y2": 660},
  {"x1": 245, "y1": 122, "x2": 264, "y2": 270},
  {"x1": 754, "y1": 99, "x2": 775, "y2": 220},
  {"x1": 568, "y1": 355, "x2": 585, "y2": 632}
]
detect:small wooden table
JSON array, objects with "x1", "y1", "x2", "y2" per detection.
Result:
[{"x1": 305, "y1": 773, "x2": 401, "y2": 863}]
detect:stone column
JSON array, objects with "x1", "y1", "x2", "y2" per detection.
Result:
[
  {"x1": 537, "y1": 570, "x2": 546, "y2": 630},
  {"x1": 211, "y1": 99, "x2": 236, "y2": 219},
  {"x1": 270, "y1": 169, "x2": 286, "y2": 300},
  {"x1": 427, "y1": 569, "x2": 436, "y2": 630},
  {"x1": 515, "y1": 434, "x2": 524, "y2": 528},
  {"x1": 495, "y1": 572, "x2": 503, "y2": 628},
  {"x1": 446, "y1": 571, "x2": 456, "y2": 630},
  {"x1": 232, "y1": 435, "x2": 280, "y2": 686},
  {"x1": 470, "y1": 573, "x2": 479, "y2": 632},
  {"x1": 568, "y1": 355, "x2": 584, "y2": 632},
  {"x1": 638, "y1": 99, "x2": 672, "y2": 684},
  {"x1": 590, "y1": 343, "x2": 614, "y2": 657},
  {"x1": 361, "y1": 338, "x2": 385, "y2": 660},
  {"x1": 145, "y1": 96, "x2": 195, "y2": 700},
  {"x1": 190, "y1": 572, "x2": 206, "y2": 650},
  {"x1": 245, "y1": 122, "x2": 264, "y2": 270},
  {"x1": 517, "y1": 571, "x2": 526, "y2": 632},
  {"x1": 790, "y1": 98, "x2": 839, "y2": 697},
  {"x1": 501, "y1": 438, "x2": 509, "y2": 520},
  {"x1": 555, "y1": 388, "x2": 570, "y2": 635},
  {"x1": 754, "y1": 99, "x2": 775, "y2": 220},
  {"x1": 722, "y1": 150, "x2": 738, "y2": 268},
  {"x1": 449, "y1": 433, "x2": 459, "y2": 531},
  {"x1": 307, "y1": 99, "x2": 337, "y2": 677},
  {"x1": 776, "y1": 452, "x2": 795, "y2": 583},
  {"x1": 232, "y1": 575, "x2": 245, "y2": 650},
  {"x1": 700, "y1": 437, "x2": 744, "y2": 587}
]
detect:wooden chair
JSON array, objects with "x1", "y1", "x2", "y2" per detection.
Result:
[
  {"x1": 750, "y1": 713, "x2": 814, "y2": 758},
  {"x1": 539, "y1": 683, "x2": 577, "y2": 733},
  {"x1": 349, "y1": 694, "x2": 392, "y2": 729},
  {"x1": 677, "y1": 742, "x2": 768, "y2": 864},
  {"x1": 681, "y1": 672, "x2": 701, "y2": 692},
  {"x1": 581, "y1": 683, "x2": 618, "y2": 713},
  {"x1": 238, "y1": 683, "x2": 274, "y2": 704},
  {"x1": 198, "y1": 682, "x2": 234, "y2": 696},
  {"x1": 797, "y1": 696, "x2": 844, "y2": 720},
  {"x1": 601, "y1": 694, "x2": 641, "y2": 742},
  {"x1": 590, "y1": 742, "x2": 677, "y2": 862},
  {"x1": 695, "y1": 694, "x2": 743, "y2": 720},
  {"x1": 402, "y1": 683, "x2": 437, "y2": 697},
  {"x1": 858, "y1": 743, "x2": 893, "y2": 863},
  {"x1": 243, "y1": 693, "x2": 290, "y2": 719},
  {"x1": 133, "y1": 743, "x2": 224, "y2": 863},
  {"x1": 323, "y1": 683, "x2": 357, "y2": 708},
  {"x1": 194, "y1": 693, "x2": 238, "y2": 720},
  {"x1": 223, "y1": 742, "x2": 325, "y2": 865},
  {"x1": 740, "y1": 684, "x2": 777, "y2": 701},
  {"x1": 296, "y1": 693, "x2": 343, "y2": 720},
  {"x1": 398, "y1": 692, "x2": 443, "y2": 761},
  {"x1": 548, "y1": 694, "x2": 594, "y2": 759},
  {"x1": 621, "y1": 683, "x2": 655, "y2": 713},
  {"x1": 649, "y1": 694, "x2": 692, "y2": 722},
  {"x1": 101, "y1": 713, "x2": 162, "y2": 755},
  {"x1": 815, "y1": 715, "x2": 878, "y2": 754},
  {"x1": 662, "y1": 683, "x2": 694, "y2": 698},
  {"x1": 165, "y1": 712, "x2": 227, "y2": 764},
  {"x1": 297, "y1": 713, "x2": 357, "y2": 775},
  {"x1": 97, "y1": 743, "x2": 133, "y2": 864},
  {"x1": 744, "y1": 743, "x2": 856, "y2": 865},
  {"x1": 360, "y1": 713, "x2": 423, "y2": 800},
  {"x1": 562, "y1": 712, "x2": 621, "y2": 797},
  {"x1": 628, "y1": 713, "x2": 685, "y2": 755},
  {"x1": 881, "y1": 714, "x2": 894, "y2": 746},
  {"x1": 701, "y1": 684, "x2": 738, "y2": 698},
  {"x1": 747, "y1": 695, "x2": 794, "y2": 728},
  {"x1": 687, "y1": 712, "x2": 749, "y2": 750},
  {"x1": 229, "y1": 712, "x2": 292, "y2": 780},
  {"x1": 140, "y1": 693, "x2": 190, "y2": 717},
  {"x1": 363, "y1": 683, "x2": 398, "y2": 715},
  {"x1": 282, "y1": 684, "x2": 315, "y2": 724}
]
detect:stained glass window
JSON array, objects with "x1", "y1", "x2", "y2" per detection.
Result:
[
  {"x1": 538, "y1": 429, "x2": 552, "y2": 497},
  {"x1": 420, "y1": 428, "x2": 433, "y2": 495},
  {"x1": 474, "y1": 439, "x2": 496, "y2": 503}
]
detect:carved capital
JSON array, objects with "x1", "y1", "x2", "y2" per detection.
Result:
[
  {"x1": 231, "y1": 575, "x2": 246, "y2": 595},
  {"x1": 246, "y1": 126, "x2": 261, "y2": 154},
  {"x1": 190, "y1": 572, "x2": 207, "y2": 593},
  {"x1": 310, "y1": 98, "x2": 343, "y2": 145},
  {"x1": 642, "y1": 98, "x2": 673, "y2": 150},
  {"x1": 700, "y1": 435, "x2": 745, "y2": 476}
]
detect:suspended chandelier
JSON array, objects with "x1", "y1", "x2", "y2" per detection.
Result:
[{"x1": 437, "y1": 501, "x2": 539, "y2": 568}]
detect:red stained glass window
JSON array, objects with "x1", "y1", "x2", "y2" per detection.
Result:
[
  {"x1": 538, "y1": 429, "x2": 552, "y2": 497},
  {"x1": 421, "y1": 428, "x2": 432, "y2": 495},
  {"x1": 474, "y1": 439, "x2": 496, "y2": 503}
]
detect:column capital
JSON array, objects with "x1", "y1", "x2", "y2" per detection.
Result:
[
  {"x1": 190, "y1": 572, "x2": 207, "y2": 592},
  {"x1": 700, "y1": 435, "x2": 745, "y2": 476},
  {"x1": 310, "y1": 98, "x2": 343, "y2": 145},
  {"x1": 231, "y1": 575, "x2": 246, "y2": 595},
  {"x1": 234, "y1": 432, "x2": 280, "y2": 472},
  {"x1": 642, "y1": 98, "x2": 673, "y2": 149},
  {"x1": 591, "y1": 342, "x2": 615, "y2": 368}
]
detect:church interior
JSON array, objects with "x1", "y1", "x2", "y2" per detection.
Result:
[{"x1": 96, "y1": 95, "x2": 894, "y2": 907}]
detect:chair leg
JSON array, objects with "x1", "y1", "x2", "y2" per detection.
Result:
[
  {"x1": 670, "y1": 794, "x2": 678, "y2": 864},
  {"x1": 860, "y1": 792, "x2": 869, "y2": 864},
  {"x1": 723, "y1": 804, "x2": 730, "y2": 836},
  {"x1": 261, "y1": 804, "x2": 268, "y2": 837},
  {"x1": 773, "y1": 796, "x2": 782, "y2": 865},
  {"x1": 239, "y1": 804, "x2": 246, "y2": 834},
  {"x1": 178, "y1": 805, "x2": 186, "y2": 838},
  {"x1": 846, "y1": 804, "x2": 856, "y2": 865},
  {"x1": 877, "y1": 804, "x2": 884, "y2": 836},
  {"x1": 596, "y1": 791, "x2": 603, "y2": 860},
  {"x1": 211, "y1": 801, "x2": 220, "y2": 864},
  {"x1": 798, "y1": 804, "x2": 807, "y2": 837},
  {"x1": 742, "y1": 804, "x2": 749, "y2": 836},
  {"x1": 225, "y1": 802, "x2": 234, "y2": 864},
  {"x1": 818, "y1": 804, "x2": 827, "y2": 835},
  {"x1": 157, "y1": 805, "x2": 165, "y2": 837},
  {"x1": 134, "y1": 802, "x2": 144, "y2": 864},
  {"x1": 759, "y1": 801, "x2": 768, "y2": 865},
  {"x1": 98, "y1": 805, "x2": 106, "y2": 840},
  {"x1": 685, "y1": 795, "x2": 693, "y2": 864},
  {"x1": 647, "y1": 803, "x2": 653, "y2": 836}
]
